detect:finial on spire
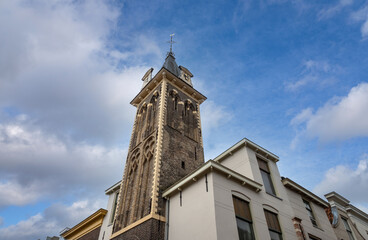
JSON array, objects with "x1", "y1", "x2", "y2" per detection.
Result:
[{"x1": 167, "y1": 33, "x2": 176, "y2": 55}]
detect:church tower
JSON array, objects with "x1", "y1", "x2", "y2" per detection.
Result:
[{"x1": 111, "y1": 48, "x2": 206, "y2": 240}]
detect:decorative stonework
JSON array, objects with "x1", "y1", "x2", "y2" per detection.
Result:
[
  {"x1": 112, "y1": 61, "x2": 206, "y2": 240},
  {"x1": 151, "y1": 76, "x2": 168, "y2": 215},
  {"x1": 292, "y1": 217, "x2": 306, "y2": 240}
]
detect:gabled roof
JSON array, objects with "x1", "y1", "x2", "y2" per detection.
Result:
[
  {"x1": 61, "y1": 208, "x2": 107, "y2": 240},
  {"x1": 282, "y1": 177, "x2": 329, "y2": 208},
  {"x1": 213, "y1": 138, "x2": 279, "y2": 163},
  {"x1": 163, "y1": 160, "x2": 263, "y2": 198},
  {"x1": 105, "y1": 180, "x2": 121, "y2": 195}
]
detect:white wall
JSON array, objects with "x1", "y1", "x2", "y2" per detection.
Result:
[
  {"x1": 219, "y1": 146, "x2": 255, "y2": 181},
  {"x1": 348, "y1": 214, "x2": 368, "y2": 239},
  {"x1": 211, "y1": 170, "x2": 297, "y2": 240},
  {"x1": 168, "y1": 173, "x2": 217, "y2": 240},
  {"x1": 98, "y1": 190, "x2": 118, "y2": 240},
  {"x1": 285, "y1": 188, "x2": 337, "y2": 239}
]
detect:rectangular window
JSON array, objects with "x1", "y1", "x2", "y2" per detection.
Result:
[
  {"x1": 257, "y1": 158, "x2": 276, "y2": 195},
  {"x1": 264, "y1": 210, "x2": 283, "y2": 240},
  {"x1": 233, "y1": 196, "x2": 255, "y2": 240},
  {"x1": 342, "y1": 217, "x2": 355, "y2": 240},
  {"x1": 110, "y1": 191, "x2": 119, "y2": 224},
  {"x1": 303, "y1": 200, "x2": 317, "y2": 227}
]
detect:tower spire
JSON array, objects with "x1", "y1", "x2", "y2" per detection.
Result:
[{"x1": 167, "y1": 33, "x2": 176, "y2": 55}]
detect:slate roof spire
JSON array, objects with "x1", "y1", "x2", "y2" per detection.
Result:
[{"x1": 163, "y1": 34, "x2": 181, "y2": 77}]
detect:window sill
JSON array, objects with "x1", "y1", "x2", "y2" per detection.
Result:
[{"x1": 266, "y1": 192, "x2": 283, "y2": 201}]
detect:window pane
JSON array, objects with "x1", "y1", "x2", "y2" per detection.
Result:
[
  {"x1": 342, "y1": 218, "x2": 351, "y2": 231},
  {"x1": 261, "y1": 170, "x2": 276, "y2": 195},
  {"x1": 303, "y1": 200, "x2": 317, "y2": 227},
  {"x1": 269, "y1": 230, "x2": 283, "y2": 240},
  {"x1": 236, "y1": 218, "x2": 255, "y2": 240},
  {"x1": 342, "y1": 218, "x2": 355, "y2": 240},
  {"x1": 347, "y1": 232, "x2": 355, "y2": 240}
]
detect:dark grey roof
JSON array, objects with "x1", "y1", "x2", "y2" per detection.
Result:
[{"x1": 163, "y1": 52, "x2": 180, "y2": 77}]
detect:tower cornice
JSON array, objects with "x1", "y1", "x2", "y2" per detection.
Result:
[{"x1": 130, "y1": 67, "x2": 206, "y2": 107}]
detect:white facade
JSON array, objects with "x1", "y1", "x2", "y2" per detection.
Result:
[
  {"x1": 325, "y1": 191, "x2": 368, "y2": 240},
  {"x1": 98, "y1": 181, "x2": 120, "y2": 240},
  {"x1": 163, "y1": 138, "x2": 340, "y2": 240}
]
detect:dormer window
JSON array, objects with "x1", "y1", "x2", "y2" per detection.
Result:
[{"x1": 179, "y1": 65, "x2": 193, "y2": 86}]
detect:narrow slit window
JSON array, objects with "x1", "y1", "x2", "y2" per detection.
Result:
[
  {"x1": 180, "y1": 191, "x2": 182, "y2": 206},
  {"x1": 181, "y1": 161, "x2": 185, "y2": 169},
  {"x1": 194, "y1": 147, "x2": 197, "y2": 160}
]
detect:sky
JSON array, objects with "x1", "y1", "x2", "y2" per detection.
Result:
[{"x1": 0, "y1": 0, "x2": 368, "y2": 239}]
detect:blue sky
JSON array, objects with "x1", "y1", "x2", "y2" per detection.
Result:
[{"x1": 1, "y1": 0, "x2": 368, "y2": 239}]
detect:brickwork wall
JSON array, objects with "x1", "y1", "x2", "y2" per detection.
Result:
[
  {"x1": 292, "y1": 217, "x2": 306, "y2": 240},
  {"x1": 155, "y1": 82, "x2": 205, "y2": 216},
  {"x1": 111, "y1": 219, "x2": 164, "y2": 240},
  {"x1": 113, "y1": 84, "x2": 161, "y2": 233},
  {"x1": 77, "y1": 227, "x2": 101, "y2": 240},
  {"x1": 112, "y1": 79, "x2": 205, "y2": 239}
]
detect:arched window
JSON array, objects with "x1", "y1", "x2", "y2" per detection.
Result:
[{"x1": 232, "y1": 195, "x2": 255, "y2": 240}]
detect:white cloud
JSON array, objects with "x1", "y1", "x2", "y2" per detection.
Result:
[
  {"x1": 351, "y1": 4, "x2": 368, "y2": 39},
  {"x1": 201, "y1": 100, "x2": 233, "y2": 135},
  {"x1": 286, "y1": 60, "x2": 337, "y2": 91},
  {"x1": 0, "y1": 121, "x2": 124, "y2": 207},
  {"x1": 0, "y1": 199, "x2": 103, "y2": 240},
  {"x1": 314, "y1": 157, "x2": 368, "y2": 204},
  {"x1": 0, "y1": 0, "x2": 160, "y2": 145},
  {"x1": 291, "y1": 82, "x2": 368, "y2": 142},
  {"x1": 318, "y1": 0, "x2": 353, "y2": 20}
]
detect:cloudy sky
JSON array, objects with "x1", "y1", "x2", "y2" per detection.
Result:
[{"x1": 1, "y1": 0, "x2": 368, "y2": 239}]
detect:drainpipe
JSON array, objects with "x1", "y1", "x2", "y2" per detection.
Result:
[{"x1": 165, "y1": 198, "x2": 170, "y2": 240}]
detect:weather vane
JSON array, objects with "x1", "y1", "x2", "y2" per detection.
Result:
[{"x1": 167, "y1": 33, "x2": 176, "y2": 54}]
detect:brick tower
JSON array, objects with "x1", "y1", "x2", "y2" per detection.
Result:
[{"x1": 111, "y1": 49, "x2": 206, "y2": 240}]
